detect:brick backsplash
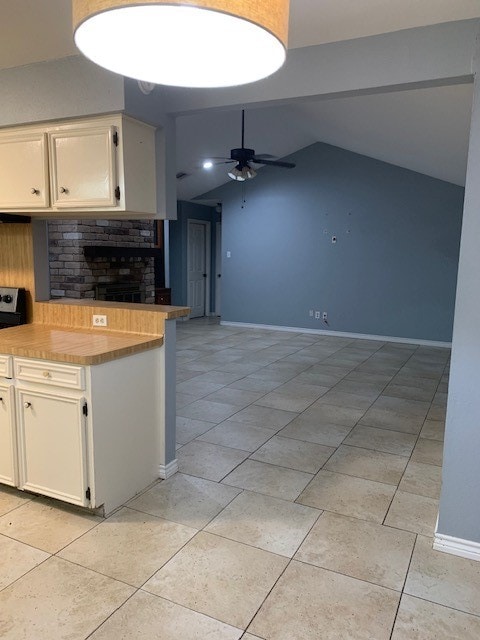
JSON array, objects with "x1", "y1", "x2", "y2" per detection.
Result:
[{"x1": 48, "y1": 219, "x2": 155, "y2": 302}]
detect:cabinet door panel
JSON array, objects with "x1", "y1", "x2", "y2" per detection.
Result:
[
  {"x1": 17, "y1": 389, "x2": 88, "y2": 506},
  {"x1": 0, "y1": 134, "x2": 49, "y2": 208},
  {"x1": 0, "y1": 384, "x2": 17, "y2": 486},
  {"x1": 49, "y1": 126, "x2": 117, "y2": 208}
]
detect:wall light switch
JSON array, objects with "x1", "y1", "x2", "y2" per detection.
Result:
[{"x1": 226, "y1": 251, "x2": 231, "y2": 258}]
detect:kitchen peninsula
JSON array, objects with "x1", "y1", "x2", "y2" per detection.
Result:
[{"x1": 0, "y1": 223, "x2": 190, "y2": 516}]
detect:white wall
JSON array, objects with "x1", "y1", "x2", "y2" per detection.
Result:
[{"x1": 0, "y1": 56, "x2": 125, "y2": 127}]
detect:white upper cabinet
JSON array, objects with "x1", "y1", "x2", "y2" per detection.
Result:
[
  {"x1": 0, "y1": 133, "x2": 49, "y2": 208},
  {"x1": 49, "y1": 126, "x2": 117, "y2": 209},
  {"x1": 0, "y1": 115, "x2": 158, "y2": 218}
]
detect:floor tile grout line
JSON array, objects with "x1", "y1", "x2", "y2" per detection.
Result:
[
  {"x1": 0, "y1": 550, "x2": 52, "y2": 595},
  {"x1": 388, "y1": 536, "x2": 417, "y2": 639},
  {"x1": 83, "y1": 572, "x2": 247, "y2": 638},
  {"x1": 196, "y1": 525, "x2": 317, "y2": 562},
  {"x1": 292, "y1": 556, "x2": 407, "y2": 595},
  {"x1": 84, "y1": 589, "x2": 143, "y2": 640},
  {"x1": 123, "y1": 491, "x2": 238, "y2": 533},
  {"x1": 396, "y1": 591, "x2": 480, "y2": 621},
  {"x1": 52, "y1": 553, "x2": 143, "y2": 589}
]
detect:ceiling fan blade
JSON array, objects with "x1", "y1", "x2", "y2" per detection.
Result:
[{"x1": 252, "y1": 157, "x2": 296, "y2": 168}]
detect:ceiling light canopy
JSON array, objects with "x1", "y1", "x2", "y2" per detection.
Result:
[{"x1": 72, "y1": 0, "x2": 290, "y2": 88}]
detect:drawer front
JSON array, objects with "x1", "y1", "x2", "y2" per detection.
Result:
[
  {"x1": 0, "y1": 355, "x2": 13, "y2": 378},
  {"x1": 14, "y1": 359, "x2": 85, "y2": 390}
]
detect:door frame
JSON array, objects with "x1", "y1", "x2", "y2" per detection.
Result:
[
  {"x1": 215, "y1": 221, "x2": 222, "y2": 316},
  {"x1": 187, "y1": 219, "x2": 211, "y2": 317}
]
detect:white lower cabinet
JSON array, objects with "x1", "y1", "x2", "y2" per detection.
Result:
[
  {"x1": 0, "y1": 381, "x2": 17, "y2": 487},
  {"x1": 0, "y1": 349, "x2": 165, "y2": 515},
  {"x1": 16, "y1": 388, "x2": 88, "y2": 507}
]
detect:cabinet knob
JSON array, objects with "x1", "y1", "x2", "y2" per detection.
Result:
[
  {"x1": 31, "y1": 188, "x2": 39, "y2": 195},
  {"x1": 24, "y1": 402, "x2": 32, "y2": 409},
  {"x1": 59, "y1": 187, "x2": 69, "y2": 194}
]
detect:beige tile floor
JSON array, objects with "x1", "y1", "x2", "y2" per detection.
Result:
[{"x1": 1, "y1": 318, "x2": 480, "y2": 639}]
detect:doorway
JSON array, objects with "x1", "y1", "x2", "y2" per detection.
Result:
[
  {"x1": 187, "y1": 219, "x2": 210, "y2": 318},
  {"x1": 215, "y1": 221, "x2": 222, "y2": 316}
]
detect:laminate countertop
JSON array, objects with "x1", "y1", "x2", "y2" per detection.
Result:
[{"x1": 0, "y1": 324, "x2": 164, "y2": 365}]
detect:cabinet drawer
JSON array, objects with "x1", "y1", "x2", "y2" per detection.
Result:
[
  {"x1": 0, "y1": 355, "x2": 13, "y2": 378},
  {"x1": 14, "y1": 359, "x2": 85, "y2": 390}
]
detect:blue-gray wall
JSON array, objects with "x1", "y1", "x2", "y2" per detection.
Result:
[
  {"x1": 203, "y1": 142, "x2": 464, "y2": 342},
  {"x1": 438, "y1": 66, "x2": 480, "y2": 545},
  {"x1": 169, "y1": 201, "x2": 219, "y2": 308}
]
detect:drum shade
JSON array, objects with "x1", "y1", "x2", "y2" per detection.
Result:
[{"x1": 73, "y1": 0, "x2": 290, "y2": 87}]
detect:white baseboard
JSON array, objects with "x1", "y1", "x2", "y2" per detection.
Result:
[
  {"x1": 433, "y1": 533, "x2": 480, "y2": 562},
  {"x1": 159, "y1": 459, "x2": 178, "y2": 479},
  {"x1": 220, "y1": 321, "x2": 451, "y2": 348}
]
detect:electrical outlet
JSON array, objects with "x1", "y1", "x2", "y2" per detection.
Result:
[
  {"x1": 309, "y1": 309, "x2": 314, "y2": 317},
  {"x1": 93, "y1": 314, "x2": 108, "y2": 327},
  {"x1": 314, "y1": 311, "x2": 320, "y2": 319},
  {"x1": 322, "y1": 312, "x2": 328, "y2": 322}
]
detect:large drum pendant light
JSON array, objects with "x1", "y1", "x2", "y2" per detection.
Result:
[{"x1": 72, "y1": 0, "x2": 290, "y2": 88}]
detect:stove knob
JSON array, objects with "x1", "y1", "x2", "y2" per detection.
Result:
[{"x1": 3, "y1": 295, "x2": 12, "y2": 304}]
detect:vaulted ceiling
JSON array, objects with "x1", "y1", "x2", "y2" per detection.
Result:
[{"x1": 176, "y1": 83, "x2": 473, "y2": 200}]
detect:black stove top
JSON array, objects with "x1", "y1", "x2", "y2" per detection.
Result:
[{"x1": 0, "y1": 287, "x2": 27, "y2": 329}]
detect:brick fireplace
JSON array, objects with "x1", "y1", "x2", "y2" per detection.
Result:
[{"x1": 48, "y1": 219, "x2": 156, "y2": 302}]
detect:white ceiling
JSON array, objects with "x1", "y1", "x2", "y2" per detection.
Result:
[
  {"x1": 1, "y1": 0, "x2": 479, "y2": 70},
  {"x1": 0, "y1": 1, "x2": 75, "y2": 70},
  {"x1": 288, "y1": 0, "x2": 480, "y2": 48},
  {"x1": 0, "y1": 1, "x2": 477, "y2": 199}
]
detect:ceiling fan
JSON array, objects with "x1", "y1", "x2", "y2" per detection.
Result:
[{"x1": 203, "y1": 110, "x2": 296, "y2": 181}]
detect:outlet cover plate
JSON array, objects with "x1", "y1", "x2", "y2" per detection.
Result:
[{"x1": 93, "y1": 314, "x2": 108, "y2": 327}]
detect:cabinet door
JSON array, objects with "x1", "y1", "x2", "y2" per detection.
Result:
[
  {"x1": 0, "y1": 383, "x2": 17, "y2": 487},
  {"x1": 0, "y1": 133, "x2": 49, "y2": 208},
  {"x1": 49, "y1": 126, "x2": 117, "y2": 208},
  {"x1": 17, "y1": 388, "x2": 89, "y2": 507}
]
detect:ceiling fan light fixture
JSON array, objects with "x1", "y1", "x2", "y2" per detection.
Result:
[
  {"x1": 228, "y1": 165, "x2": 246, "y2": 182},
  {"x1": 72, "y1": 0, "x2": 290, "y2": 88},
  {"x1": 228, "y1": 163, "x2": 256, "y2": 181}
]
